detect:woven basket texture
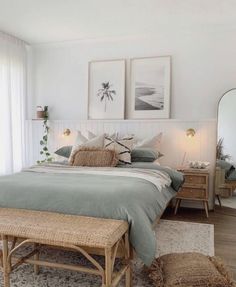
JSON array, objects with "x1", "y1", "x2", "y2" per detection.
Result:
[
  {"x1": 148, "y1": 252, "x2": 236, "y2": 287},
  {"x1": 0, "y1": 208, "x2": 128, "y2": 248},
  {"x1": 71, "y1": 147, "x2": 118, "y2": 167}
]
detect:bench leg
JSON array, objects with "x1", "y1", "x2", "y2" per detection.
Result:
[
  {"x1": 125, "y1": 232, "x2": 132, "y2": 287},
  {"x1": 34, "y1": 243, "x2": 39, "y2": 275},
  {"x1": 2, "y1": 235, "x2": 10, "y2": 287},
  {"x1": 104, "y1": 247, "x2": 112, "y2": 287}
]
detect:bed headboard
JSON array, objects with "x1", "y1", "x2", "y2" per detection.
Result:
[{"x1": 26, "y1": 119, "x2": 216, "y2": 168}]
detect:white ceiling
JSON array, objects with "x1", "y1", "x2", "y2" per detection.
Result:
[{"x1": 0, "y1": 0, "x2": 236, "y2": 44}]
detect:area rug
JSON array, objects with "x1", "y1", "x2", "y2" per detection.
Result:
[
  {"x1": 0, "y1": 220, "x2": 214, "y2": 287},
  {"x1": 156, "y1": 219, "x2": 214, "y2": 257}
]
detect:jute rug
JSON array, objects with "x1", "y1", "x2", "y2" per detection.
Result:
[{"x1": 0, "y1": 220, "x2": 214, "y2": 286}]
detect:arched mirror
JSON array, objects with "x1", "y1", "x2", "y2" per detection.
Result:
[{"x1": 215, "y1": 89, "x2": 236, "y2": 208}]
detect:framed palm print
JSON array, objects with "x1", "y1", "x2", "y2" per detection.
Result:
[
  {"x1": 88, "y1": 59, "x2": 126, "y2": 119},
  {"x1": 129, "y1": 56, "x2": 171, "y2": 119}
]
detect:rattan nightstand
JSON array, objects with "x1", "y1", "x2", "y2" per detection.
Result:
[{"x1": 174, "y1": 168, "x2": 210, "y2": 217}]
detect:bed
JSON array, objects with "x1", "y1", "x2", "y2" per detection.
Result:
[{"x1": 0, "y1": 162, "x2": 183, "y2": 266}]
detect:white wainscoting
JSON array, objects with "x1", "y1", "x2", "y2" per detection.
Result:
[{"x1": 26, "y1": 119, "x2": 217, "y2": 209}]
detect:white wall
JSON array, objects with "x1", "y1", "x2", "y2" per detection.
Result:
[
  {"x1": 26, "y1": 18, "x2": 236, "y2": 210},
  {"x1": 29, "y1": 27, "x2": 236, "y2": 120}
]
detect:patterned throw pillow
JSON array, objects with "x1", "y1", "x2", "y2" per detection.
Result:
[
  {"x1": 104, "y1": 137, "x2": 134, "y2": 165},
  {"x1": 71, "y1": 148, "x2": 118, "y2": 167}
]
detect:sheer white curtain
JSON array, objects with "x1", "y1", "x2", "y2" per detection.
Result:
[{"x1": 0, "y1": 32, "x2": 27, "y2": 175}]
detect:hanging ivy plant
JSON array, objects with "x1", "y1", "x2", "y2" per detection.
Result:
[{"x1": 37, "y1": 106, "x2": 53, "y2": 164}]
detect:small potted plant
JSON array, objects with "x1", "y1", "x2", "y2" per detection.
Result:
[{"x1": 37, "y1": 106, "x2": 47, "y2": 119}]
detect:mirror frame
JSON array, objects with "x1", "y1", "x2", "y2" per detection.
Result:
[{"x1": 214, "y1": 88, "x2": 236, "y2": 209}]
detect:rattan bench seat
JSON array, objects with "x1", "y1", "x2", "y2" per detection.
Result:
[
  {"x1": 0, "y1": 208, "x2": 128, "y2": 248},
  {"x1": 0, "y1": 208, "x2": 131, "y2": 287}
]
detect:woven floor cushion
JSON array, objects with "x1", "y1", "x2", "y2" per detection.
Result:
[{"x1": 148, "y1": 252, "x2": 236, "y2": 287}]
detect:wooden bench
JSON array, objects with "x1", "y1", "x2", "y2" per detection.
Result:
[{"x1": 0, "y1": 208, "x2": 132, "y2": 287}]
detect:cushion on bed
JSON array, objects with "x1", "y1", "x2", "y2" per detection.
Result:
[
  {"x1": 55, "y1": 145, "x2": 73, "y2": 158},
  {"x1": 75, "y1": 130, "x2": 88, "y2": 145},
  {"x1": 104, "y1": 136, "x2": 134, "y2": 165},
  {"x1": 88, "y1": 130, "x2": 118, "y2": 140},
  {"x1": 131, "y1": 147, "x2": 163, "y2": 162},
  {"x1": 70, "y1": 147, "x2": 118, "y2": 167},
  {"x1": 135, "y1": 133, "x2": 162, "y2": 151},
  {"x1": 87, "y1": 130, "x2": 97, "y2": 140},
  {"x1": 69, "y1": 134, "x2": 105, "y2": 164},
  {"x1": 148, "y1": 253, "x2": 235, "y2": 287}
]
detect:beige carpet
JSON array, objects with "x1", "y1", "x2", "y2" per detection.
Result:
[
  {"x1": 155, "y1": 219, "x2": 215, "y2": 257},
  {"x1": 0, "y1": 220, "x2": 214, "y2": 286}
]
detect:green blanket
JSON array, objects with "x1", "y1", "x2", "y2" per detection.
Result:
[{"x1": 0, "y1": 165, "x2": 183, "y2": 266}]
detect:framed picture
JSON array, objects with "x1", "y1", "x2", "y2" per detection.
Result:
[
  {"x1": 129, "y1": 56, "x2": 171, "y2": 119},
  {"x1": 88, "y1": 59, "x2": 126, "y2": 119}
]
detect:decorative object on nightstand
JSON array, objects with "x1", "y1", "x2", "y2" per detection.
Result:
[
  {"x1": 175, "y1": 168, "x2": 210, "y2": 218},
  {"x1": 188, "y1": 161, "x2": 210, "y2": 169}
]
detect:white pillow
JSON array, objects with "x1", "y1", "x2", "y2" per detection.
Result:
[
  {"x1": 104, "y1": 137, "x2": 134, "y2": 165},
  {"x1": 87, "y1": 131, "x2": 96, "y2": 140},
  {"x1": 88, "y1": 130, "x2": 118, "y2": 140},
  {"x1": 75, "y1": 131, "x2": 88, "y2": 145},
  {"x1": 69, "y1": 134, "x2": 105, "y2": 164},
  {"x1": 135, "y1": 133, "x2": 162, "y2": 151}
]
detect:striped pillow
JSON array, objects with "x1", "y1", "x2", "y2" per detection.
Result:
[{"x1": 104, "y1": 137, "x2": 134, "y2": 165}]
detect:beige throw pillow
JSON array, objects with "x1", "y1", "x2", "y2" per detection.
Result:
[
  {"x1": 104, "y1": 137, "x2": 134, "y2": 165},
  {"x1": 71, "y1": 148, "x2": 118, "y2": 167},
  {"x1": 88, "y1": 130, "x2": 118, "y2": 140},
  {"x1": 69, "y1": 134, "x2": 104, "y2": 164},
  {"x1": 74, "y1": 130, "x2": 88, "y2": 145},
  {"x1": 136, "y1": 133, "x2": 162, "y2": 151}
]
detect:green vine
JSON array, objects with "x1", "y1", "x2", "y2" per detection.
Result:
[{"x1": 37, "y1": 106, "x2": 53, "y2": 164}]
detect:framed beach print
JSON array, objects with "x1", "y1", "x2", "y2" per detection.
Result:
[
  {"x1": 129, "y1": 56, "x2": 171, "y2": 119},
  {"x1": 88, "y1": 59, "x2": 126, "y2": 119}
]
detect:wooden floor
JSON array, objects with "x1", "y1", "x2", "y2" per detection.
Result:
[{"x1": 162, "y1": 205, "x2": 236, "y2": 279}]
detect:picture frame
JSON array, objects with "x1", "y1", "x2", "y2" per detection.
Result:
[
  {"x1": 129, "y1": 56, "x2": 171, "y2": 119},
  {"x1": 88, "y1": 59, "x2": 126, "y2": 119}
]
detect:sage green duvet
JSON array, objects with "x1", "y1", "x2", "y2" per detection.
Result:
[{"x1": 0, "y1": 164, "x2": 183, "y2": 266}]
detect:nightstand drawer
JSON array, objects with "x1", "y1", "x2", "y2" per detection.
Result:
[
  {"x1": 177, "y1": 187, "x2": 206, "y2": 199},
  {"x1": 184, "y1": 174, "x2": 207, "y2": 185},
  {"x1": 175, "y1": 168, "x2": 209, "y2": 217}
]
